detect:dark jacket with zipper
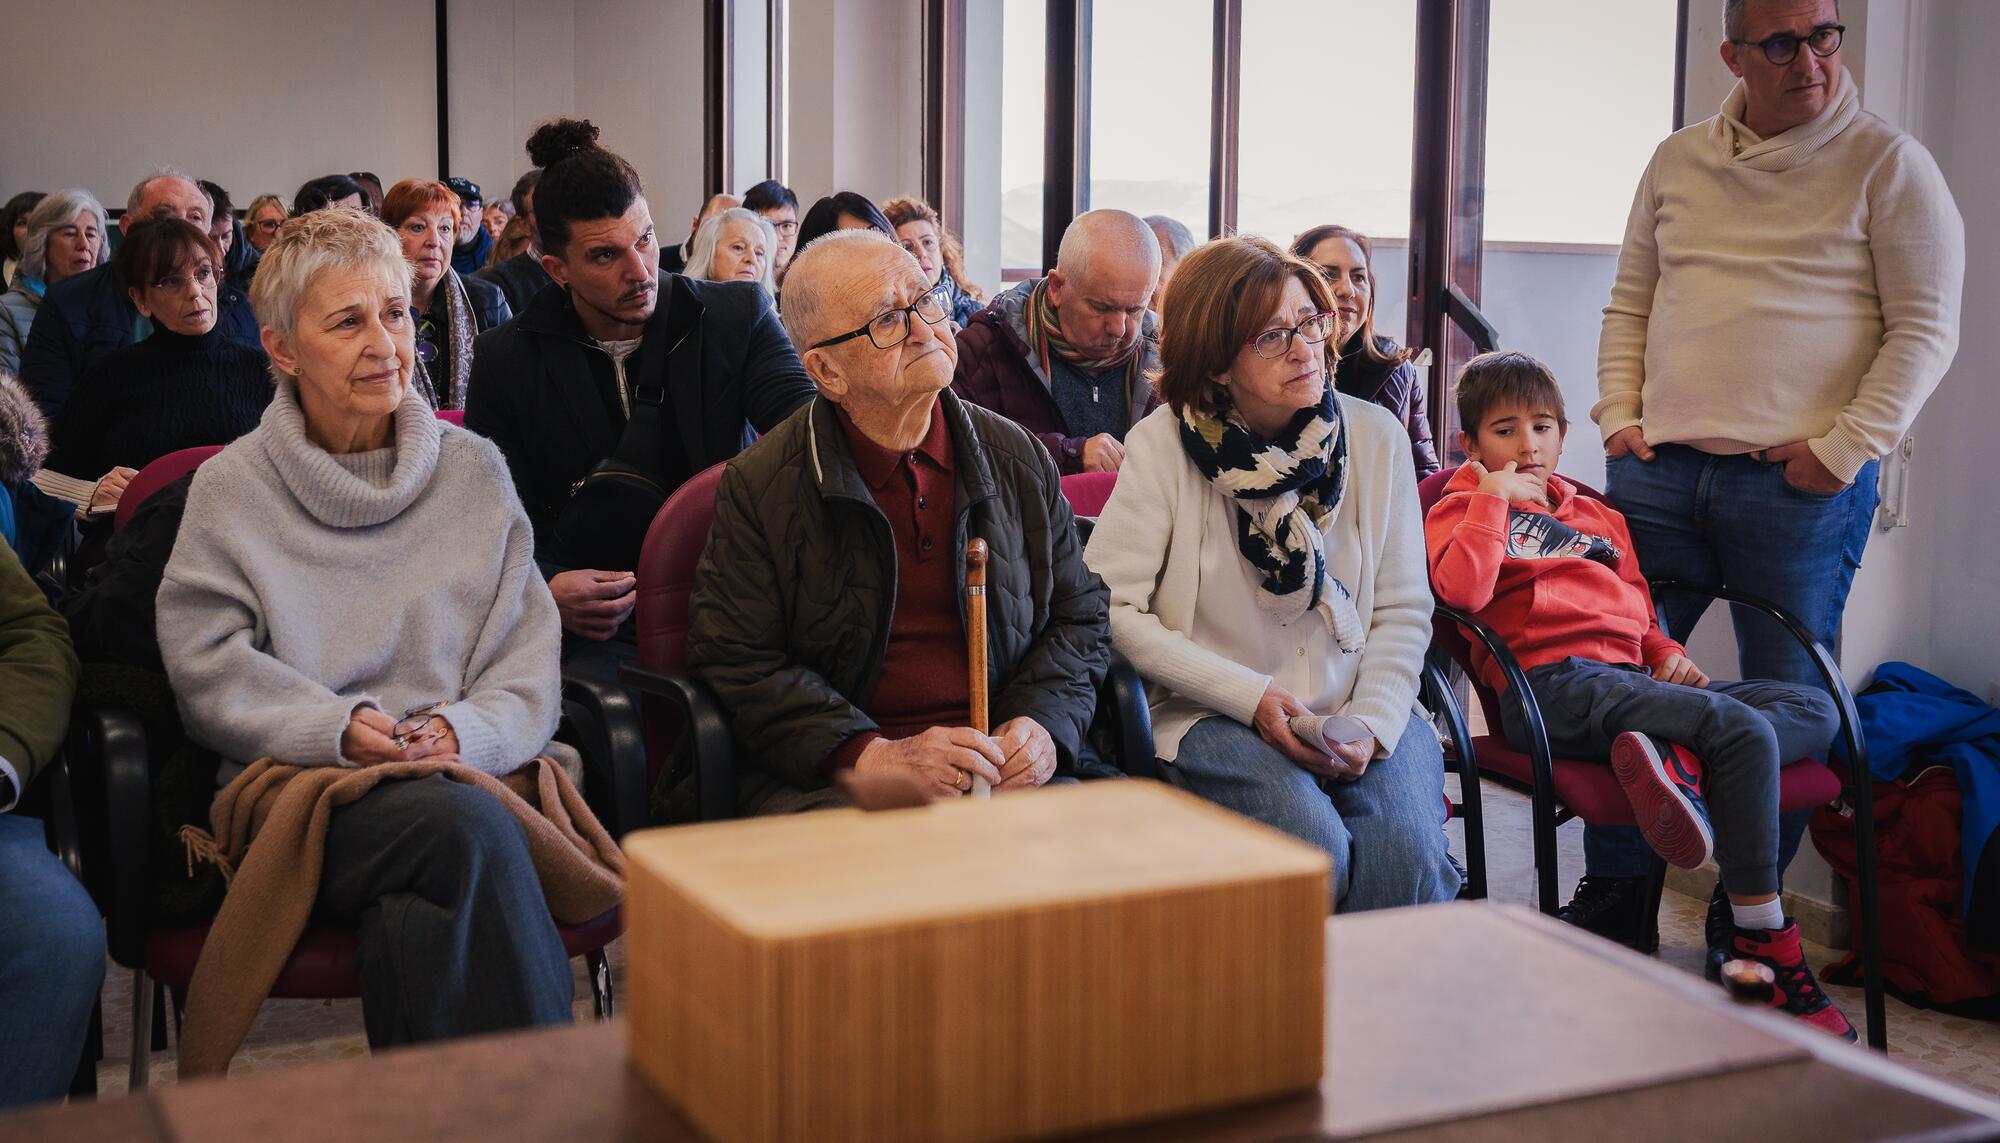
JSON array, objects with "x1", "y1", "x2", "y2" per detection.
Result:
[
  {"x1": 463, "y1": 274, "x2": 813, "y2": 576},
  {"x1": 472, "y1": 251, "x2": 556, "y2": 318},
  {"x1": 688, "y1": 390, "x2": 1113, "y2": 814},
  {"x1": 1337, "y1": 334, "x2": 1440, "y2": 478}
]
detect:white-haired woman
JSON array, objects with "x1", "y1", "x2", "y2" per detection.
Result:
[
  {"x1": 155, "y1": 206, "x2": 578, "y2": 1049},
  {"x1": 683, "y1": 206, "x2": 778, "y2": 299},
  {"x1": 0, "y1": 190, "x2": 110, "y2": 378}
]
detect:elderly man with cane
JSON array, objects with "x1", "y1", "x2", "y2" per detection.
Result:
[{"x1": 685, "y1": 229, "x2": 1114, "y2": 816}]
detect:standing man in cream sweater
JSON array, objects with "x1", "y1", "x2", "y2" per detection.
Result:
[{"x1": 1572, "y1": 0, "x2": 1965, "y2": 953}]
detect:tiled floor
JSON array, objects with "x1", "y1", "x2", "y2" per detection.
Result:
[{"x1": 79, "y1": 781, "x2": 2000, "y2": 1101}]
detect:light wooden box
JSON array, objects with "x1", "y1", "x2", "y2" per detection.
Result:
[{"x1": 623, "y1": 780, "x2": 1329, "y2": 1143}]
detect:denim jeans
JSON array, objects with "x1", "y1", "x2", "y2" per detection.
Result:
[
  {"x1": 1167, "y1": 710, "x2": 1460, "y2": 912},
  {"x1": 1582, "y1": 445, "x2": 1880, "y2": 879},
  {"x1": 0, "y1": 813, "x2": 105, "y2": 1109}
]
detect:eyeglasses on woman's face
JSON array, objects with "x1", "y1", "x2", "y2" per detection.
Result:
[{"x1": 1244, "y1": 312, "x2": 1338, "y2": 360}]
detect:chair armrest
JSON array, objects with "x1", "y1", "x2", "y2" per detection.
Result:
[
  {"x1": 1431, "y1": 602, "x2": 1555, "y2": 796},
  {"x1": 1103, "y1": 649, "x2": 1157, "y2": 779},
  {"x1": 618, "y1": 663, "x2": 739, "y2": 822},
  {"x1": 69, "y1": 703, "x2": 150, "y2": 967},
  {"x1": 559, "y1": 670, "x2": 649, "y2": 841},
  {"x1": 46, "y1": 753, "x2": 84, "y2": 882},
  {"x1": 1646, "y1": 578, "x2": 1867, "y2": 777}
]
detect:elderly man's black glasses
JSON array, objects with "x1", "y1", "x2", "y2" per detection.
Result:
[
  {"x1": 810, "y1": 285, "x2": 952, "y2": 350},
  {"x1": 1732, "y1": 23, "x2": 1842, "y2": 65}
]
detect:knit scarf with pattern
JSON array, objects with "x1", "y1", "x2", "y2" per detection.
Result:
[
  {"x1": 1024, "y1": 276, "x2": 1145, "y2": 394},
  {"x1": 1177, "y1": 383, "x2": 1364, "y2": 651}
]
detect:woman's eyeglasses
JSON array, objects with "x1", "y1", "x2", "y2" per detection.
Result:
[
  {"x1": 392, "y1": 701, "x2": 450, "y2": 751},
  {"x1": 1732, "y1": 23, "x2": 1842, "y2": 65},
  {"x1": 1245, "y1": 312, "x2": 1338, "y2": 360}
]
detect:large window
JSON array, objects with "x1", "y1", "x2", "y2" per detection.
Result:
[
  {"x1": 998, "y1": 0, "x2": 1047, "y2": 273},
  {"x1": 1236, "y1": 0, "x2": 1419, "y2": 247},
  {"x1": 1482, "y1": 0, "x2": 1678, "y2": 245},
  {"x1": 1085, "y1": 0, "x2": 1213, "y2": 232}
]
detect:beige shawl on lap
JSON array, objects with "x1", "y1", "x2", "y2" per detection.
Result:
[{"x1": 175, "y1": 757, "x2": 625, "y2": 1078}]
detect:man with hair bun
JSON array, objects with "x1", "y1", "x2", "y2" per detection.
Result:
[
  {"x1": 951, "y1": 208, "x2": 1161, "y2": 475},
  {"x1": 464, "y1": 118, "x2": 814, "y2": 684}
]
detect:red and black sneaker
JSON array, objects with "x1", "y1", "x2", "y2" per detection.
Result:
[
  {"x1": 1729, "y1": 921, "x2": 1857, "y2": 1042},
  {"x1": 1610, "y1": 731, "x2": 1713, "y2": 869}
]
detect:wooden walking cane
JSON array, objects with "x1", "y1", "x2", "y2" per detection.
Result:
[{"x1": 966, "y1": 538, "x2": 992, "y2": 798}]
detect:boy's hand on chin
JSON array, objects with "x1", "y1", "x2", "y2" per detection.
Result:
[{"x1": 1469, "y1": 460, "x2": 1547, "y2": 505}]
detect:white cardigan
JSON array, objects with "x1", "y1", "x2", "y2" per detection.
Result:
[{"x1": 1085, "y1": 397, "x2": 1432, "y2": 762}]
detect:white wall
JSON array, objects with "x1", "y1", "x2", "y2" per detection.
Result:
[
  {"x1": 2, "y1": 0, "x2": 436, "y2": 209},
  {"x1": 574, "y1": 0, "x2": 707, "y2": 233},
  {"x1": 1908, "y1": 0, "x2": 2000, "y2": 701},
  {"x1": 446, "y1": 0, "x2": 578, "y2": 202}
]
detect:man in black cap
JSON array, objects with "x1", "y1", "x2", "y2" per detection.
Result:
[{"x1": 446, "y1": 177, "x2": 492, "y2": 275}]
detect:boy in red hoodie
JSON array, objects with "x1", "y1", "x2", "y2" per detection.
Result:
[{"x1": 1424, "y1": 352, "x2": 1852, "y2": 1040}]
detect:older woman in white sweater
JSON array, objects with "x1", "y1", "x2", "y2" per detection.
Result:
[
  {"x1": 156, "y1": 207, "x2": 574, "y2": 1048},
  {"x1": 1085, "y1": 236, "x2": 1457, "y2": 911}
]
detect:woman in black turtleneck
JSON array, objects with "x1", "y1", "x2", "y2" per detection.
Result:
[
  {"x1": 1292, "y1": 224, "x2": 1440, "y2": 478},
  {"x1": 48, "y1": 218, "x2": 270, "y2": 478}
]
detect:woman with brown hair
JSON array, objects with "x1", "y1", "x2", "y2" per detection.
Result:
[
  {"x1": 1291, "y1": 224, "x2": 1439, "y2": 477},
  {"x1": 48, "y1": 218, "x2": 270, "y2": 477},
  {"x1": 881, "y1": 196, "x2": 986, "y2": 326},
  {"x1": 1083, "y1": 235, "x2": 1455, "y2": 912}
]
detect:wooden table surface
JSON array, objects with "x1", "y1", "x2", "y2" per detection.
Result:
[{"x1": 9, "y1": 903, "x2": 1997, "y2": 1143}]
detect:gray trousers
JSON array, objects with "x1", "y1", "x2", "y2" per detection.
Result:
[
  {"x1": 1498, "y1": 657, "x2": 1839, "y2": 897},
  {"x1": 316, "y1": 776, "x2": 575, "y2": 1047}
]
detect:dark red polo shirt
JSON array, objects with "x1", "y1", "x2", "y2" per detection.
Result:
[{"x1": 824, "y1": 400, "x2": 971, "y2": 771}]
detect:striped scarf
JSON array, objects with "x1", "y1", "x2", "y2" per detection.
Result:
[
  {"x1": 1177, "y1": 384, "x2": 1365, "y2": 651},
  {"x1": 1024, "y1": 276, "x2": 1144, "y2": 394}
]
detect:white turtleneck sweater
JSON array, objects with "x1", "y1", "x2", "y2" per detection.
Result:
[
  {"x1": 1594, "y1": 67, "x2": 1964, "y2": 482},
  {"x1": 158, "y1": 379, "x2": 562, "y2": 785}
]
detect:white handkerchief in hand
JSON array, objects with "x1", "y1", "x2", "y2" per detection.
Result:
[{"x1": 1290, "y1": 713, "x2": 1373, "y2": 754}]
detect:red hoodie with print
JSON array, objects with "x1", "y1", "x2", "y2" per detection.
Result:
[{"x1": 1424, "y1": 466, "x2": 1684, "y2": 695}]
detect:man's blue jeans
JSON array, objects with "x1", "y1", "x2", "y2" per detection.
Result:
[
  {"x1": 0, "y1": 813, "x2": 104, "y2": 1109},
  {"x1": 1584, "y1": 446, "x2": 1879, "y2": 880}
]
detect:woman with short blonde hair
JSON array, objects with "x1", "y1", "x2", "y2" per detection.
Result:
[
  {"x1": 1085, "y1": 235, "x2": 1456, "y2": 912},
  {"x1": 243, "y1": 194, "x2": 289, "y2": 252},
  {"x1": 158, "y1": 204, "x2": 583, "y2": 1052}
]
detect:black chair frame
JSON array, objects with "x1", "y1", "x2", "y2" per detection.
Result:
[
  {"x1": 1436, "y1": 578, "x2": 1886, "y2": 1050},
  {"x1": 64, "y1": 673, "x2": 642, "y2": 1088}
]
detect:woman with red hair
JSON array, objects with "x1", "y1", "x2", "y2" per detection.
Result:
[{"x1": 382, "y1": 179, "x2": 512, "y2": 409}]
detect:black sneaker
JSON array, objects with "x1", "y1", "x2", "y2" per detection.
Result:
[
  {"x1": 1704, "y1": 881, "x2": 1732, "y2": 982},
  {"x1": 1558, "y1": 874, "x2": 1659, "y2": 954}
]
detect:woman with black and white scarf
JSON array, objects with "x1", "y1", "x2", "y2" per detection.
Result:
[{"x1": 1084, "y1": 236, "x2": 1457, "y2": 913}]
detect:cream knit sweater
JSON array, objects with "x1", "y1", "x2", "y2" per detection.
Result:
[
  {"x1": 1083, "y1": 397, "x2": 1432, "y2": 762},
  {"x1": 1594, "y1": 68, "x2": 1964, "y2": 482}
]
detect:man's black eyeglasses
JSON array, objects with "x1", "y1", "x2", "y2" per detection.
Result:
[
  {"x1": 1732, "y1": 23, "x2": 1843, "y2": 66},
  {"x1": 809, "y1": 285, "x2": 952, "y2": 350}
]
